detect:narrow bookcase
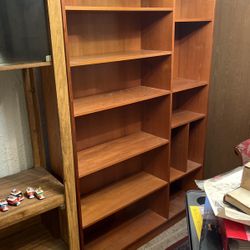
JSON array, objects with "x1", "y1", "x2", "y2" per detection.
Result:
[{"x1": 51, "y1": 0, "x2": 216, "y2": 248}]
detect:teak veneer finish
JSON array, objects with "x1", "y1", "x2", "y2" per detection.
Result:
[{"x1": 58, "y1": 0, "x2": 216, "y2": 248}]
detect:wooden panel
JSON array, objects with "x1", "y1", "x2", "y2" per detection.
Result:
[
  {"x1": 0, "y1": 61, "x2": 51, "y2": 71},
  {"x1": 169, "y1": 190, "x2": 185, "y2": 219},
  {"x1": 65, "y1": 6, "x2": 173, "y2": 11},
  {"x1": 81, "y1": 172, "x2": 167, "y2": 228},
  {"x1": 175, "y1": 18, "x2": 212, "y2": 23},
  {"x1": 172, "y1": 78, "x2": 208, "y2": 93},
  {"x1": 171, "y1": 125, "x2": 189, "y2": 172},
  {"x1": 0, "y1": 222, "x2": 67, "y2": 250},
  {"x1": 70, "y1": 50, "x2": 171, "y2": 67},
  {"x1": 73, "y1": 86, "x2": 170, "y2": 117},
  {"x1": 45, "y1": 0, "x2": 81, "y2": 249},
  {"x1": 0, "y1": 168, "x2": 64, "y2": 230},
  {"x1": 205, "y1": 0, "x2": 250, "y2": 177},
  {"x1": 172, "y1": 86, "x2": 209, "y2": 114},
  {"x1": 171, "y1": 110, "x2": 205, "y2": 128},
  {"x1": 187, "y1": 160, "x2": 202, "y2": 173},
  {"x1": 71, "y1": 60, "x2": 140, "y2": 98},
  {"x1": 175, "y1": 0, "x2": 215, "y2": 19},
  {"x1": 174, "y1": 22, "x2": 214, "y2": 81},
  {"x1": 75, "y1": 104, "x2": 142, "y2": 151},
  {"x1": 170, "y1": 167, "x2": 185, "y2": 183},
  {"x1": 85, "y1": 210, "x2": 166, "y2": 250},
  {"x1": 78, "y1": 132, "x2": 168, "y2": 177},
  {"x1": 64, "y1": 0, "x2": 173, "y2": 8}
]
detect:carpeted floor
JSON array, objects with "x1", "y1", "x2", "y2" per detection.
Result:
[{"x1": 138, "y1": 218, "x2": 189, "y2": 250}]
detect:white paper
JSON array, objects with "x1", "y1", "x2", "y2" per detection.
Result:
[{"x1": 203, "y1": 167, "x2": 250, "y2": 226}]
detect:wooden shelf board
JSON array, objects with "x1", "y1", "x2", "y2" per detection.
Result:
[
  {"x1": 169, "y1": 191, "x2": 186, "y2": 219},
  {"x1": 187, "y1": 160, "x2": 202, "y2": 174},
  {"x1": 81, "y1": 172, "x2": 167, "y2": 228},
  {"x1": 65, "y1": 6, "x2": 173, "y2": 12},
  {"x1": 74, "y1": 86, "x2": 170, "y2": 117},
  {"x1": 85, "y1": 210, "x2": 166, "y2": 249},
  {"x1": 171, "y1": 110, "x2": 206, "y2": 129},
  {"x1": 172, "y1": 78, "x2": 208, "y2": 93},
  {"x1": 170, "y1": 167, "x2": 185, "y2": 183},
  {"x1": 0, "y1": 168, "x2": 65, "y2": 230},
  {"x1": 78, "y1": 132, "x2": 169, "y2": 177},
  {"x1": 0, "y1": 61, "x2": 51, "y2": 71},
  {"x1": 0, "y1": 222, "x2": 67, "y2": 249},
  {"x1": 175, "y1": 18, "x2": 213, "y2": 23},
  {"x1": 70, "y1": 50, "x2": 171, "y2": 67}
]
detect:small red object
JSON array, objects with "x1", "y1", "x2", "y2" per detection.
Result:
[
  {"x1": 0, "y1": 199, "x2": 9, "y2": 212},
  {"x1": 26, "y1": 187, "x2": 35, "y2": 199},
  {"x1": 11, "y1": 188, "x2": 24, "y2": 202},
  {"x1": 7, "y1": 195, "x2": 21, "y2": 206}
]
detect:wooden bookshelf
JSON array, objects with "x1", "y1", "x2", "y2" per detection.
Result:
[
  {"x1": 0, "y1": 61, "x2": 51, "y2": 72},
  {"x1": 0, "y1": 222, "x2": 67, "y2": 250},
  {"x1": 85, "y1": 210, "x2": 166, "y2": 249},
  {"x1": 81, "y1": 172, "x2": 167, "y2": 228},
  {"x1": 51, "y1": 0, "x2": 216, "y2": 248},
  {"x1": 65, "y1": 6, "x2": 173, "y2": 12},
  {"x1": 70, "y1": 50, "x2": 172, "y2": 67},
  {"x1": 0, "y1": 168, "x2": 64, "y2": 230},
  {"x1": 74, "y1": 86, "x2": 170, "y2": 117}
]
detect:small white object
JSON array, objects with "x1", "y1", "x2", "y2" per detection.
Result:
[{"x1": 45, "y1": 55, "x2": 52, "y2": 62}]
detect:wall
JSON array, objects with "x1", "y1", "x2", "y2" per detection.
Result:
[
  {"x1": 0, "y1": 71, "x2": 33, "y2": 178},
  {"x1": 205, "y1": 0, "x2": 250, "y2": 177}
]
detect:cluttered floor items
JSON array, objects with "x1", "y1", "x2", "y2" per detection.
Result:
[
  {"x1": 187, "y1": 163, "x2": 250, "y2": 250},
  {"x1": 0, "y1": 187, "x2": 45, "y2": 212}
]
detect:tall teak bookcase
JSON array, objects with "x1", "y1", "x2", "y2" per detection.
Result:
[{"x1": 54, "y1": 0, "x2": 216, "y2": 248}]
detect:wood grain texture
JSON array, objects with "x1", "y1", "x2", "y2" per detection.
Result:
[
  {"x1": 0, "y1": 61, "x2": 51, "y2": 72},
  {"x1": 70, "y1": 50, "x2": 171, "y2": 67},
  {"x1": 171, "y1": 110, "x2": 205, "y2": 128},
  {"x1": 169, "y1": 191, "x2": 185, "y2": 219},
  {"x1": 78, "y1": 132, "x2": 169, "y2": 177},
  {"x1": 0, "y1": 222, "x2": 67, "y2": 250},
  {"x1": 46, "y1": 0, "x2": 80, "y2": 249},
  {"x1": 65, "y1": 6, "x2": 173, "y2": 11},
  {"x1": 205, "y1": 0, "x2": 250, "y2": 177},
  {"x1": 85, "y1": 210, "x2": 166, "y2": 250},
  {"x1": 74, "y1": 86, "x2": 170, "y2": 117},
  {"x1": 0, "y1": 168, "x2": 64, "y2": 230},
  {"x1": 172, "y1": 78, "x2": 208, "y2": 93},
  {"x1": 81, "y1": 172, "x2": 167, "y2": 228},
  {"x1": 23, "y1": 69, "x2": 45, "y2": 168}
]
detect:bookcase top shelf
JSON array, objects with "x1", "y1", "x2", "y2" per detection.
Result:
[
  {"x1": 65, "y1": 6, "x2": 173, "y2": 12},
  {"x1": 81, "y1": 172, "x2": 167, "y2": 228},
  {"x1": 0, "y1": 168, "x2": 64, "y2": 230},
  {"x1": 70, "y1": 50, "x2": 172, "y2": 67}
]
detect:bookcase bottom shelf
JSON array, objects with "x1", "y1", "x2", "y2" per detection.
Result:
[
  {"x1": 85, "y1": 210, "x2": 166, "y2": 250},
  {"x1": 0, "y1": 222, "x2": 67, "y2": 250},
  {"x1": 169, "y1": 191, "x2": 186, "y2": 219}
]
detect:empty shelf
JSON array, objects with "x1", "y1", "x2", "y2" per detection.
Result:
[
  {"x1": 81, "y1": 172, "x2": 167, "y2": 228},
  {"x1": 0, "y1": 168, "x2": 64, "y2": 230},
  {"x1": 74, "y1": 86, "x2": 170, "y2": 117},
  {"x1": 0, "y1": 61, "x2": 51, "y2": 71},
  {"x1": 169, "y1": 191, "x2": 186, "y2": 219},
  {"x1": 172, "y1": 79, "x2": 208, "y2": 93},
  {"x1": 171, "y1": 110, "x2": 205, "y2": 128},
  {"x1": 65, "y1": 6, "x2": 173, "y2": 12},
  {"x1": 70, "y1": 50, "x2": 171, "y2": 67},
  {"x1": 170, "y1": 167, "x2": 185, "y2": 183},
  {"x1": 85, "y1": 210, "x2": 166, "y2": 249},
  {"x1": 187, "y1": 160, "x2": 202, "y2": 173},
  {"x1": 175, "y1": 18, "x2": 213, "y2": 23},
  {"x1": 78, "y1": 132, "x2": 169, "y2": 177},
  {"x1": 0, "y1": 222, "x2": 67, "y2": 249}
]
